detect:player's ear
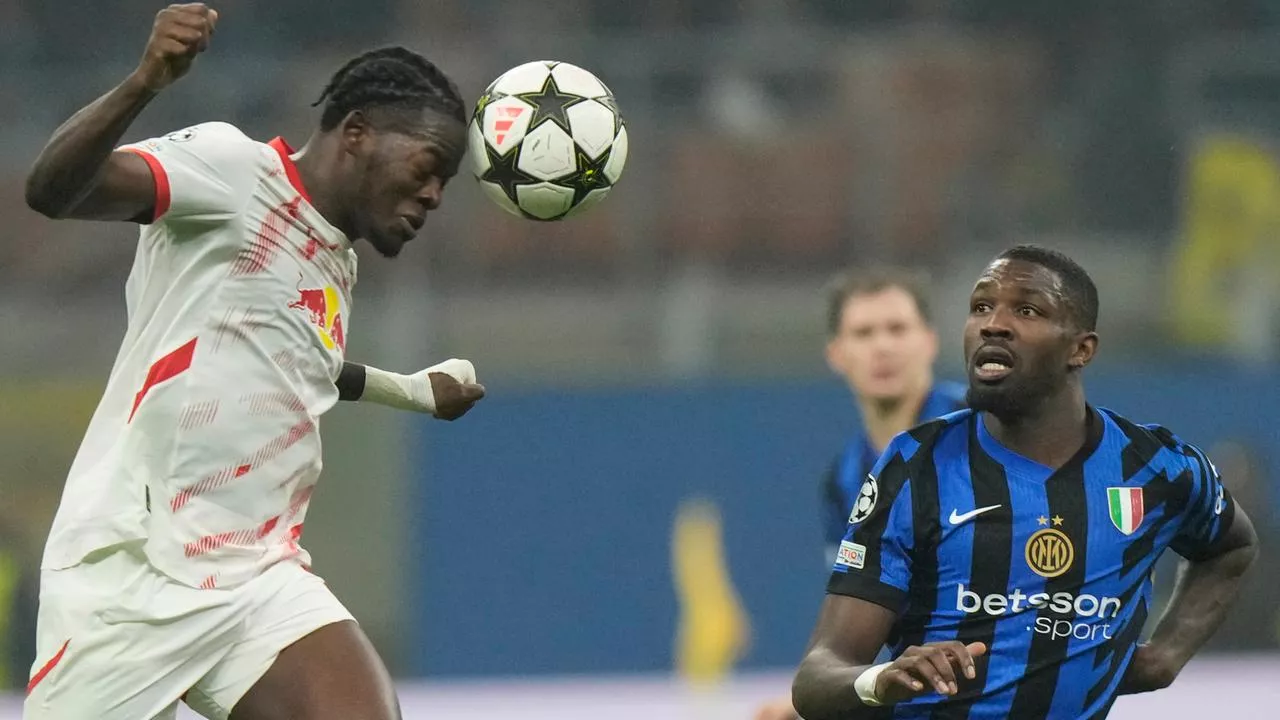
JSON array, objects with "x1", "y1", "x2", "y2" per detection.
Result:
[
  {"x1": 824, "y1": 336, "x2": 844, "y2": 376},
  {"x1": 339, "y1": 110, "x2": 374, "y2": 154},
  {"x1": 1068, "y1": 331, "x2": 1098, "y2": 371}
]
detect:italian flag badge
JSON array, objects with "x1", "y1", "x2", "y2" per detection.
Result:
[{"x1": 1107, "y1": 487, "x2": 1144, "y2": 535}]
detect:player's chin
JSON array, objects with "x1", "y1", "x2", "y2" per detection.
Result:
[
  {"x1": 965, "y1": 380, "x2": 1028, "y2": 417},
  {"x1": 862, "y1": 380, "x2": 908, "y2": 403},
  {"x1": 367, "y1": 230, "x2": 407, "y2": 258}
]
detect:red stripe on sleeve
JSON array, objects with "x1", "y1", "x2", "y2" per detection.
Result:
[{"x1": 121, "y1": 147, "x2": 171, "y2": 221}]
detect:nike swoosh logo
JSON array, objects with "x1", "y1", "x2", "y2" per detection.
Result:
[{"x1": 948, "y1": 504, "x2": 1003, "y2": 526}]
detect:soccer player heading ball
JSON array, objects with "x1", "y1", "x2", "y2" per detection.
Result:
[
  {"x1": 792, "y1": 246, "x2": 1258, "y2": 719},
  {"x1": 25, "y1": 4, "x2": 483, "y2": 719}
]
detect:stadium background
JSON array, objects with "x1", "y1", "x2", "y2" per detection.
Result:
[{"x1": 2, "y1": 0, "x2": 1279, "y2": 716}]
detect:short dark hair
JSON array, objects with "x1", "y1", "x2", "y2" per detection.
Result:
[
  {"x1": 313, "y1": 46, "x2": 466, "y2": 131},
  {"x1": 825, "y1": 266, "x2": 933, "y2": 335},
  {"x1": 995, "y1": 244, "x2": 1099, "y2": 331}
]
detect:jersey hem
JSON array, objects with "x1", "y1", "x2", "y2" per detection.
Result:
[{"x1": 826, "y1": 573, "x2": 908, "y2": 612}]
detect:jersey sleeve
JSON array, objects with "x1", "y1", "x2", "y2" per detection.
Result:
[
  {"x1": 1169, "y1": 442, "x2": 1237, "y2": 561},
  {"x1": 826, "y1": 442, "x2": 915, "y2": 613},
  {"x1": 117, "y1": 122, "x2": 261, "y2": 225}
]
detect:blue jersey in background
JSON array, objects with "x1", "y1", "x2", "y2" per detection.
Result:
[{"x1": 822, "y1": 382, "x2": 966, "y2": 558}]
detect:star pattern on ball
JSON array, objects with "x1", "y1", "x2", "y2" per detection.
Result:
[
  {"x1": 481, "y1": 140, "x2": 538, "y2": 205},
  {"x1": 513, "y1": 74, "x2": 586, "y2": 134},
  {"x1": 473, "y1": 90, "x2": 496, "y2": 122},
  {"x1": 596, "y1": 94, "x2": 620, "y2": 116},
  {"x1": 569, "y1": 147, "x2": 613, "y2": 205},
  {"x1": 595, "y1": 96, "x2": 623, "y2": 135}
]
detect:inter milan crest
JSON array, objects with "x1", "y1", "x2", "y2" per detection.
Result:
[
  {"x1": 848, "y1": 474, "x2": 879, "y2": 525},
  {"x1": 1106, "y1": 487, "x2": 1145, "y2": 535},
  {"x1": 1025, "y1": 527, "x2": 1074, "y2": 578}
]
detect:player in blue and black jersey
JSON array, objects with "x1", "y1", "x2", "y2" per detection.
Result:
[
  {"x1": 816, "y1": 267, "x2": 966, "y2": 566},
  {"x1": 757, "y1": 268, "x2": 966, "y2": 720},
  {"x1": 791, "y1": 245, "x2": 1258, "y2": 719}
]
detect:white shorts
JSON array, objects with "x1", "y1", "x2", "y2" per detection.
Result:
[{"x1": 24, "y1": 542, "x2": 354, "y2": 720}]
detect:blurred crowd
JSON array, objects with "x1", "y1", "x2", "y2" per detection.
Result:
[{"x1": 2, "y1": 0, "x2": 1278, "y2": 302}]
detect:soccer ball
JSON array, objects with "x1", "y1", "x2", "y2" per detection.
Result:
[{"x1": 467, "y1": 61, "x2": 628, "y2": 221}]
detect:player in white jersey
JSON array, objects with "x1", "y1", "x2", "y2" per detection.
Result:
[{"x1": 22, "y1": 5, "x2": 482, "y2": 719}]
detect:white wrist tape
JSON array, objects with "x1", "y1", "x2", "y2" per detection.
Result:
[
  {"x1": 854, "y1": 662, "x2": 892, "y2": 707},
  {"x1": 426, "y1": 358, "x2": 477, "y2": 384},
  {"x1": 362, "y1": 358, "x2": 476, "y2": 415}
]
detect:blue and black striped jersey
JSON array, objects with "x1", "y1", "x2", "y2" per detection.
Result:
[
  {"x1": 823, "y1": 382, "x2": 967, "y2": 552},
  {"x1": 828, "y1": 407, "x2": 1235, "y2": 719}
]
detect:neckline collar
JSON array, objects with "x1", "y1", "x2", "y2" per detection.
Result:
[
  {"x1": 267, "y1": 136, "x2": 312, "y2": 205},
  {"x1": 975, "y1": 405, "x2": 1104, "y2": 479}
]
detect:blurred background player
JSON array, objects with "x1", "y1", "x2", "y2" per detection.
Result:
[
  {"x1": 791, "y1": 245, "x2": 1258, "y2": 719},
  {"x1": 817, "y1": 267, "x2": 965, "y2": 565},
  {"x1": 755, "y1": 267, "x2": 964, "y2": 720},
  {"x1": 22, "y1": 4, "x2": 483, "y2": 719}
]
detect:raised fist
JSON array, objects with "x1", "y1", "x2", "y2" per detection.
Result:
[{"x1": 134, "y1": 4, "x2": 218, "y2": 91}]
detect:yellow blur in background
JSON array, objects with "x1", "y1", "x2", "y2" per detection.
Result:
[{"x1": 672, "y1": 498, "x2": 751, "y2": 685}]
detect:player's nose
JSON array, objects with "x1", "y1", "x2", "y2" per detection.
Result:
[
  {"x1": 979, "y1": 306, "x2": 1014, "y2": 338},
  {"x1": 416, "y1": 177, "x2": 444, "y2": 211}
]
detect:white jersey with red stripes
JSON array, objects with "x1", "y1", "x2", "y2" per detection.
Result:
[{"x1": 41, "y1": 122, "x2": 357, "y2": 590}]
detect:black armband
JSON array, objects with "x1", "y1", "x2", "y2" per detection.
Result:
[{"x1": 336, "y1": 362, "x2": 367, "y2": 401}]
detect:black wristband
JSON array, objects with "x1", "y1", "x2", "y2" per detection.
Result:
[{"x1": 336, "y1": 362, "x2": 367, "y2": 401}]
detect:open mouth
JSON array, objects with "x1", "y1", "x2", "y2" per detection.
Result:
[{"x1": 972, "y1": 345, "x2": 1016, "y2": 382}]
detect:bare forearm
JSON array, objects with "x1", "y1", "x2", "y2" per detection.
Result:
[
  {"x1": 1145, "y1": 546, "x2": 1256, "y2": 668},
  {"x1": 792, "y1": 648, "x2": 875, "y2": 720},
  {"x1": 26, "y1": 73, "x2": 156, "y2": 216},
  {"x1": 1119, "y1": 544, "x2": 1257, "y2": 696},
  {"x1": 336, "y1": 359, "x2": 484, "y2": 421}
]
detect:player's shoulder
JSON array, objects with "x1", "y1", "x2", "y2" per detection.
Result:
[
  {"x1": 141, "y1": 121, "x2": 266, "y2": 163},
  {"x1": 173, "y1": 121, "x2": 249, "y2": 140},
  {"x1": 886, "y1": 408, "x2": 975, "y2": 463},
  {"x1": 151, "y1": 121, "x2": 254, "y2": 147},
  {"x1": 1097, "y1": 407, "x2": 1210, "y2": 470}
]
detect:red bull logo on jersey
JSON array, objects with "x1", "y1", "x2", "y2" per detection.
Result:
[{"x1": 289, "y1": 285, "x2": 345, "y2": 352}]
